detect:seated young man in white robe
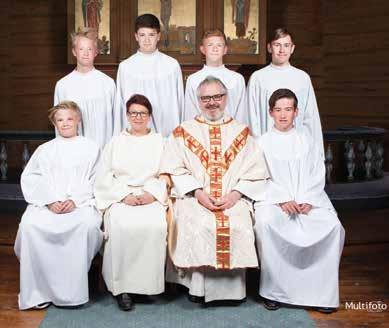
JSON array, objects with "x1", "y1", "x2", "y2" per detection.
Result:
[
  {"x1": 94, "y1": 94, "x2": 167, "y2": 311},
  {"x1": 114, "y1": 13, "x2": 184, "y2": 137},
  {"x1": 14, "y1": 101, "x2": 103, "y2": 310},
  {"x1": 54, "y1": 28, "x2": 116, "y2": 148},
  {"x1": 183, "y1": 29, "x2": 247, "y2": 124},
  {"x1": 254, "y1": 88, "x2": 345, "y2": 313},
  {"x1": 160, "y1": 76, "x2": 269, "y2": 304},
  {"x1": 247, "y1": 27, "x2": 324, "y2": 155}
]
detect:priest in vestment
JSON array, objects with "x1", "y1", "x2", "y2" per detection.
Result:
[
  {"x1": 183, "y1": 30, "x2": 247, "y2": 124},
  {"x1": 54, "y1": 28, "x2": 116, "y2": 148},
  {"x1": 247, "y1": 28, "x2": 324, "y2": 155},
  {"x1": 254, "y1": 89, "x2": 345, "y2": 312},
  {"x1": 114, "y1": 14, "x2": 183, "y2": 137},
  {"x1": 94, "y1": 94, "x2": 167, "y2": 311},
  {"x1": 14, "y1": 101, "x2": 103, "y2": 310},
  {"x1": 161, "y1": 76, "x2": 268, "y2": 303}
]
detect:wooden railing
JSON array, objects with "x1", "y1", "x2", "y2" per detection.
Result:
[
  {"x1": 323, "y1": 127, "x2": 386, "y2": 183},
  {"x1": 0, "y1": 130, "x2": 54, "y2": 182}
]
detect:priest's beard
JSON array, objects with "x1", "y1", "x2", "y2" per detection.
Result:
[{"x1": 202, "y1": 104, "x2": 224, "y2": 122}]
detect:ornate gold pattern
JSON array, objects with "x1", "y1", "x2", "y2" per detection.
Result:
[{"x1": 173, "y1": 123, "x2": 250, "y2": 269}]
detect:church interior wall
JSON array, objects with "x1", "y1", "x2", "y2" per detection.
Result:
[{"x1": 0, "y1": 0, "x2": 388, "y2": 168}]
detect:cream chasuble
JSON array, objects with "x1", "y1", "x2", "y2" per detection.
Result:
[{"x1": 161, "y1": 116, "x2": 268, "y2": 270}]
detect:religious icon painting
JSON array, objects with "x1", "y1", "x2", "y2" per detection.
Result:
[
  {"x1": 224, "y1": 0, "x2": 260, "y2": 55},
  {"x1": 138, "y1": 0, "x2": 197, "y2": 55},
  {"x1": 74, "y1": 0, "x2": 111, "y2": 55}
]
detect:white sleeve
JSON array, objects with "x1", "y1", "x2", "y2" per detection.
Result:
[
  {"x1": 21, "y1": 147, "x2": 58, "y2": 207},
  {"x1": 233, "y1": 75, "x2": 248, "y2": 125},
  {"x1": 183, "y1": 77, "x2": 200, "y2": 122},
  {"x1": 246, "y1": 76, "x2": 261, "y2": 137},
  {"x1": 176, "y1": 64, "x2": 185, "y2": 124},
  {"x1": 94, "y1": 141, "x2": 131, "y2": 210},
  {"x1": 302, "y1": 80, "x2": 324, "y2": 158},
  {"x1": 143, "y1": 177, "x2": 168, "y2": 205},
  {"x1": 113, "y1": 65, "x2": 125, "y2": 135}
]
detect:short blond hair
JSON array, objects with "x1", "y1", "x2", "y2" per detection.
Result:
[
  {"x1": 71, "y1": 27, "x2": 98, "y2": 49},
  {"x1": 48, "y1": 101, "x2": 82, "y2": 125}
]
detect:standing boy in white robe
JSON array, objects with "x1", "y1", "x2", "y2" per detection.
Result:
[
  {"x1": 254, "y1": 89, "x2": 345, "y2": 313},
  {"x1": 247, "y1": 28, "x2": 324, "y2": 155},
  {"x1": 115, "y1": 14, "x2": 184, "y2": 137},
  {"x1": 14, "y1": 101, "x2": 103, "y2": 310},
  {"x1": 161, "y1": 76, "x2": 268, "y2": 303},
  {"x1": 183, "y1": 29, "x2": 247, "y2": 124},
  {"x1": 54, "y1": 28, "x2": 116, "y2": 148}
]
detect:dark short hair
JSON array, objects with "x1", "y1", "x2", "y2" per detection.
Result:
[
  {"x1": 269, "y1": 89, "x2": 298, "y2": 110},
  {"x1": 135, "y1": 14, "x2": 160, "y2": 33},
  {"x1": 126, "y1": 94, "x2": 153, "y2": 115},
  {"x1": 269, "y1": 27, "x2": 293, "y2": 43}
]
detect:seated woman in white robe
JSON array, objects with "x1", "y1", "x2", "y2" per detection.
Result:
[
  {"x1": 14, "y1": 101, "x2": 103, "y2": 310},
  {"x1": 94, "y1": 94, "x2": 167, "y2": 312},
  {"x1": 254, "y1": 89, "x2": 345, "y2": 313}
]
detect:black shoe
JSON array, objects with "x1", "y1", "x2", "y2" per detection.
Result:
[
  {"x1": 116, "y1": 293, "x2": 133, "y2": 311},
  {"x1": 188, "y1": 294, "x2": 205, "y2": 303},
  {"x1": 317, "y1": 307, "x2": 336, "y2": 314},
  {"x1": 132, "y1": 294, "x2": 153, "y2": 304},
  {"x1": 263, "y1": 298, "x2": 280, "y2": 311}
]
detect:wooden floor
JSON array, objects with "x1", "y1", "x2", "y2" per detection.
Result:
[{"x1": 0, "y1": 209, "x2": 388, "y2": 327}]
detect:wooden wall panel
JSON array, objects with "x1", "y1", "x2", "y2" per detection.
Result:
[
  {"x1": 0, "y1": 0, "x2": 69, "y2": 131},
  {"x1": 0, "y1": 0, "x2": 388, "y2": 167},
  {"x1": 320, "y1": 1, "x2": 389, "y2": 166}
]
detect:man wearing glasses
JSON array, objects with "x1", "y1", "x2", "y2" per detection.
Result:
[
  {"x1": 160, "y1": 76, "x2": 269, "y2": 304},
  {"x1": 247, "y1": 28, "x2": 324, "y2": 156}
]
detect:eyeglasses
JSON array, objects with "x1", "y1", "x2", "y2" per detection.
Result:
[
  {"x1": 127, "y1": 111, "x2": 149, "y2": 118},
  {"x1": 199, "y1": 93, "x2": 226, "y2": 103}
]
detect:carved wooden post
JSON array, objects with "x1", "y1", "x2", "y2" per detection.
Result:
[
  {"x1": 375, "y1": 142, "x2": 384, "y2": 178},
  {"x1": 325, "y1": 143, "x2": 333, "y2": 183},
  {"x1": 345, "y1": 141, "x2": 355, "y2": 181},
  {"x1": 22, "y1": 143, "x2": 30, "y2": 169},
  {"x1": 365, "y1": 142, "x2": 373, "y2": 180},
  {"x1": 0, "y1": 142, "x2": 8, "y2": 180}
]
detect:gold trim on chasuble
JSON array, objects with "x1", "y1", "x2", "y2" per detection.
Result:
[{"x1": 173, "y1": 124, "x2": 250, "y2": 269}]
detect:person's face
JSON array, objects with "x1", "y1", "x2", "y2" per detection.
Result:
[
  {"x1": 72, "y1": 36, "x2": 98, "y2": 68},
  {"x1": 199, "y1": 82, "x2": 227, "y2": 121},
  {"x1": 54, "y1": 109, "x2": 80, "y2": 138},
  {"x1": 135, "y1": 28, "x2": 160, "y2": 54},
  {"x1": 270, "y1": 97, "x2": 298, "y2": 132},
  {"x1": 267, "y1": 35, "x2": 295, "y2": 67},
  {"x1": 127, "y1": 103, "x2": 151, "y2": 133},
  {"x1": 200, "y1": 36, "x2": 227, "y2": 63}
]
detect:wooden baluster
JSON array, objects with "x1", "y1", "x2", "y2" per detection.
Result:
[
  {"x1": 0, "y1": 142, "x2": 8, "y2": 180},
  {"x1": 345, "y1": 141, "x2": 355, "y2": 181},
  {"x1": 22, "y1": 143, "x2": 30, "y2": 169},
  {"x1": 365, "y1": 142, "x2": 373, "y2": 180},
  {"x1": 325, "y1": 143, "x2": 333, "y2": 183},
  {"x1": 375, "y1": 141, "x2": 384, "y2": 178}
]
